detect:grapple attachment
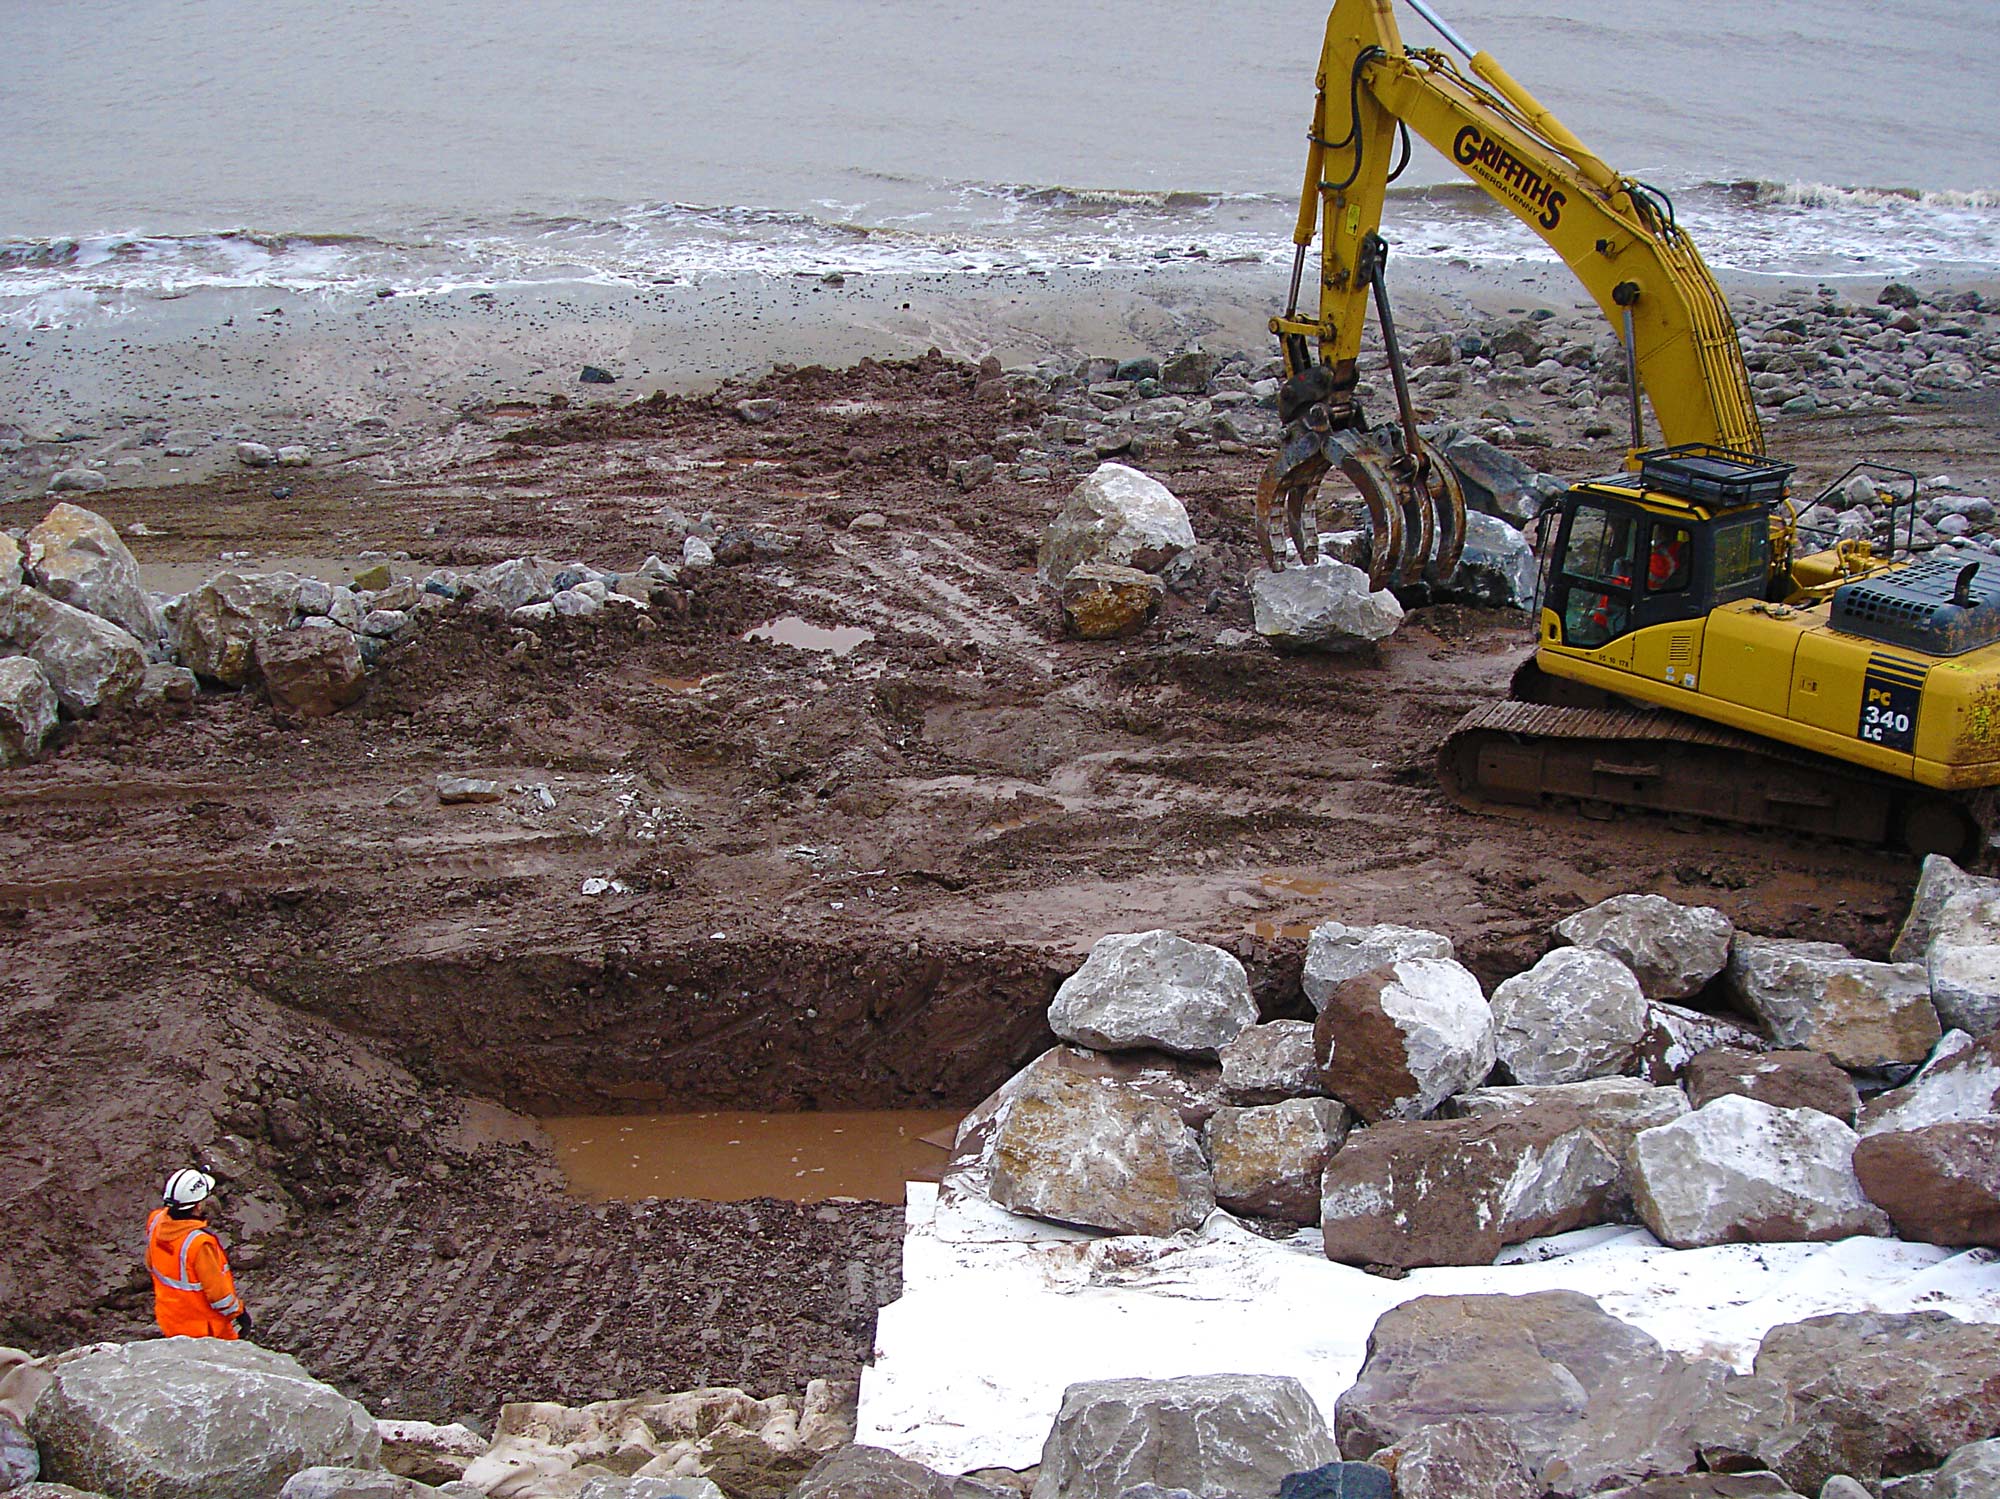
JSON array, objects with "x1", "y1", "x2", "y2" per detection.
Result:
[{"x1": 1254, "y1": 418, "x2": 1466, "y2": 590}]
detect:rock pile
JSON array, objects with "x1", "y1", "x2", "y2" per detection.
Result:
[
  {"x1": 0, "y1": 501, "x2": 691, "y2": 767},
  {"x1": 951, "y1": 879, "x2": 2000, "y2": 1266}
]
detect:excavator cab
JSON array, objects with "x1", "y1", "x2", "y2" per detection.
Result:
[{"x1": 1534, "y1": 446, "x2": 1789, "y2": 653}]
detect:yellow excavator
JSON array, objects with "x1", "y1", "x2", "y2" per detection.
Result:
[{"x1": 1263, "y1": 0, "x2": 2000, "y2": 859}]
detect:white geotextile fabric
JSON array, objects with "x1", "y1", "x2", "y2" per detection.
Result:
[{"x1": 856, "y1": 1183, "x2": 2000, "y2": 1474}]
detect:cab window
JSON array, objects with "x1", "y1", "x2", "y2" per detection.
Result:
[
  {"x1": 1712, "y1": 517, "x2": 1769, "y2": 602},
  {"x1": 1559, "y1": 504, "x2": 1637, "y2": 648}
]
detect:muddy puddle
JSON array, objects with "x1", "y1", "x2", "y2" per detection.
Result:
[
  {"x1": 542, "y1": 1108, "x2": 965, "y2": 1204},
  {"x1": 744, "y1": 616, "x2": 875, "y2": 655}
]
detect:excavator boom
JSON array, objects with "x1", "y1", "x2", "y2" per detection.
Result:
[{"x1": 1260, "y1": 0, "x2": 1762, "y2": 577}]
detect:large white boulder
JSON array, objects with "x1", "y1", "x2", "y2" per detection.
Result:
[
  {"x1": 1891, "y1": 854, "x2": 2000, "y2": 962},
  {"x1": 1627, "y1": 1094, "x2": 1891, "y2": 1249},
  {"x1": 1928, "y1": 942, "x2": 2000, "y2": 1037},
  {"x1": 25, "y1": 503, "x2": 163, "y2": 649},
  {"x1": 1860, "y1": 1031, "x2": 2000, "y2": 1136},
  {"x1": 1301, "y1": 921, "x2": 1454, "y2": 1012},
  {"x1": 1217, "y1": 1019, "x2": 1322, "y2": 1104},
  {"x1": 0, "y1": 657, "x2": 59, "y2": 766},
  {"x1": 1249, "y1": 558, "x2": 1403, "y2": 651},
  {"x1": 1443, "y1": 510, "x2": 1537, "y2": 610},
  {"x1": 1315, "y1": 956, "x2": 1495, "y2": 1121},
  {"x1": 1030, "y1": 1374, "x2": 1338, "y2": 1499},
  {"x1": 983, "y1": 1064, "x2": 1216, "y2": 1236},
  {"x1": 175, "y1": 571, "x2": 306, "y2": 686},
  {"x1": 1489, "y1": 947, "x2": 1649, "y2": 1085},
  {"x1": 1036, "y1": 462, "x2": 1196, "y2": 585},
  {"x1": 0, "y1": 587, "x2": 146, "y2": 714},
  {"x1": 30, "y1": 1339, "x2": 381, "y2": 1499},
  {"x1": 1555, "y1": 893, "x2": 1734, "y2": 1002},
  {"x1": 1048, "y1": 930, "x2": 1255, "y2": 1057},
  {"x1": 1727, "y1": 935, "x2": 1939, "y2": 1068}
]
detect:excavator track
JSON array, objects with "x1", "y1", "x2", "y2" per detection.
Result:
[{"x1": 1437, "y1": 700, "x2": 1995, "y2": 862}]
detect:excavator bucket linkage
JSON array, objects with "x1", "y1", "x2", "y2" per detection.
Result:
[{"x1": 1254, "y1": 419, "x2": 1466, "y2": 589}]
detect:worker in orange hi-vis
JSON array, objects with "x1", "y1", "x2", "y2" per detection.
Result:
[{"x1": 145, "y1": 1169, "x2": 251, "y2": 1340}]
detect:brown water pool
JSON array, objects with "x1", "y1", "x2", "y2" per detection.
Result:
[{"x1": 542, "y1": 1108, "x2": 965, "y2": 1203}]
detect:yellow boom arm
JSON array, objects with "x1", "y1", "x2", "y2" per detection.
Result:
[{"x1": 1272, "y1": 0, "x2": 1763, "y2": 455}]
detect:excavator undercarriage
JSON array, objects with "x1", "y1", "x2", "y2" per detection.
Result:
[{"x1": 1437, "y1": 664, "x2": 1994, "y2": 861}]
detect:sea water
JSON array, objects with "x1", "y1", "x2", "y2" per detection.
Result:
[{"x1": 3, "y1": 0, "x2": 1997, "y2": 304}]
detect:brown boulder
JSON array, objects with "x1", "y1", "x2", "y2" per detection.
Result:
[
  {"x1": 1204, "y1": 1098, "x2": 1349, "y2": 1224},
  {"x1": 1058, "y1": 561, "x2": 1164, "y2": 639},
  {"x1": 1685, "y1": 1048, "x2": 1860, "y2": 1125},
  {"x1": 1377, "y1": 1416, "x2": 1539, "y2": 1499},
  {"x1": 256, "y1": 626, "x2": 366, "y2": 718},
  {"x1": 1319, "y1": 1108, "x2": 1621, "y2": 1268},
  {"x1": 1693, "y1": 1311, "x2": 2000, "y2": 1493},
  {"x1": 1852, "y1": 1119, "x2": 2000, "y2": 1247},
  {"x1": 1314, "y1": 957, "x2": 1494, "y2": 1122},
  {"x1": 1635, "y1": 1003, "x2": 1769, "y2": 1084}
]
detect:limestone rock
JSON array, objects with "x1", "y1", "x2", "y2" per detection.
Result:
[
  {"x1": 26, "y1": 503, "x2": 163, "y2": 647},
  {"x1": 1441, "y1": 511, "x2": 1537, "y2": 610},
  {"x1": 1859, "y1": 1031, "x2": 2000, "y2": 1135},
  {"x1": 1444, "y1": 1075, "x2": 1688, "y2": 1213},
  {"x1": 1158, "y1": 351, "x2": 1217, "y2": 396},
  {"x1": 1058, "y1": 562, "x2": 1164, "y2": 639},
  {"x1": 30, "y1": 1339, "x2": 380, "y2": 1499},
  {"x1": 280, "y1": 1469, "x2": 433, "y2": 1499},
  {"x1": 1891, "y1": 855, "x2": 1998, "y2": 962},
  {"x1": 984, "y1": 1066, "x2": 1215, "y2": 1236},
  {"x1": 1249, "y1": 559, "x2": 1403, "y2": 651},
  {"x1": 258, "y1": 626, "x2": 366, "y2": 718},
  {"x1": 1925, "y1": 940, "x2": 2000, "y2": 1037},
  {"x1": 1693, "y1": 1311, "x2": 2000, "y2": 1493},
  {"x1": 1205, "y1": 1098, "x2": 1350, "y2": 1224},
  {"x1": 1684, "y1": 1048, "x2": 1859, "y2": 1124},
  {"x1": 1627, "y1": 1095, "x2": 1890, "y2": 1248},
  {"x1": 1314, "y1": 957, "x2": 1494, "y2": 1121},
  {"x1": 133, "y1": 662, "x2": 199, "y2": 710},
  {"x1": 1852, "y1": 1119, "x2": 2000, "y2": 1247},
  {"x1": 1438, "y1": 432, "x2": 1549, "y2": 524},
  {"x1": 1037, "y1": 463, "x2": 1196, "y2": 585},
  {"x1": 1048, "y1": 930, "x2": 1255, "y2": 1057},
  {"x1": 0, "y1": 656, "x2": 59, "y2": 766},
  {"x1": 48, "y1": 467, "x2": 108, "y2": 493},
  {"x1": 0, "y1": 587, "x2": 146, "y2": 714},
  {"x1": 1727, "y1": 936, "x2": 1939, "y2": 1068},
  {"x1": 1592, "y1": 1476, "x2": 1800, "y2": 1497},
  {"x1": 472, "y1": 558, "x2": 558, "y2": 612},
  {"x1": 1635, "y1": 1002, "x2": 1769, "y2": 1084},
  {"x1": 1334, "y1": 1291, "x2": 1716, "y2": 1482},
  {"x1": 793, "y1": 1444, "x2": 953, "y2": 1499},
  {"x1": 435, "y1": 775, "x2": 503, "y2": 805},
  {"x1": 1218, "y1": 1020, "x2": 1323, "y2": 1104},
  {"x1": 1490, "y1": 947, "x2": 1648, "y2": 1084},
  {"x1": 945, "y1": 1045, "x2": 1224, "y2": 1209},
  {"x1": 174, "y1": 571, "x2": 304, "y2": 686},
  {"x1": 0, "y1": 534, "x2": 20, "y2": 590},
  {"x1": 1030, "y1": 1374, "x2": 1339, "y2": 1499},
  {"x1": 1320, "y1": 1107, "x2": 1622, "y2": 1267},
  {"x1": 1301, "y1": 922, "x2": 1453, "y2": 1012},
  {"x1": 1556, "y1": 894, "x2": 1734, "y2": 1002},
  {"x1": 0, "y1": 1408, "x2": 37, "y2": 1489},
  {"x1": 1378, "y1": 1417, "x2": 1538, "y2": 1499},
  {"x1": 1880, "y1": 1437, "x2": 2000, "y2": 1498}
]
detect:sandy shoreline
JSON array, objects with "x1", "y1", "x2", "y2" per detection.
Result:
[{"x1": 2, "y1": 256, "x2": 1995, "y2": 507}]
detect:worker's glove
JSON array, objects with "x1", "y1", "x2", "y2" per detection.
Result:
[{"x1": 235, "y1": 1309, "x2": 254, "y2": 1337}]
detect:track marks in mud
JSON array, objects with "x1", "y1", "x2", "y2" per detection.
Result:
[{"x1": 258, "y1": 1186, "x2": 903, "y2": 1421}]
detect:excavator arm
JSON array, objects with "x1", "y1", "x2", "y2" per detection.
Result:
[{"x1": 1259, "y1": 0, "x2": 1764, "y2": 578}]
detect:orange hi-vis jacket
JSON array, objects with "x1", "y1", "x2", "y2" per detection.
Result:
[{"x1": 145, "y1": 1207, "x2": 242, "y2": 1339}]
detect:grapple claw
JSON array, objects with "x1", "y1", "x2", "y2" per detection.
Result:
[{"x1": 1253, "y1": 419, "x2": 1467, "y2": 591}]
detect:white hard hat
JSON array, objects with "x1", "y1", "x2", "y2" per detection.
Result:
[{"x1": 163, "y1": 1169, "x2": 216, "y2": 1208}]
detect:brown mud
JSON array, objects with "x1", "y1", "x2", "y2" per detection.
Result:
[{"x1": 4, "y1": 353, "x2": 1997, "y2": 1423}]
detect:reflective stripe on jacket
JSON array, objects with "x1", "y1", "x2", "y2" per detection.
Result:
[{"x1": 145, "y1": 1206, "x2": 242, "y2": 1339}]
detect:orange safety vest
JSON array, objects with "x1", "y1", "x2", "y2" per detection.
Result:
[{"x1": 145, "y1": 1207, "x2": 242, "y2": 1339}]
